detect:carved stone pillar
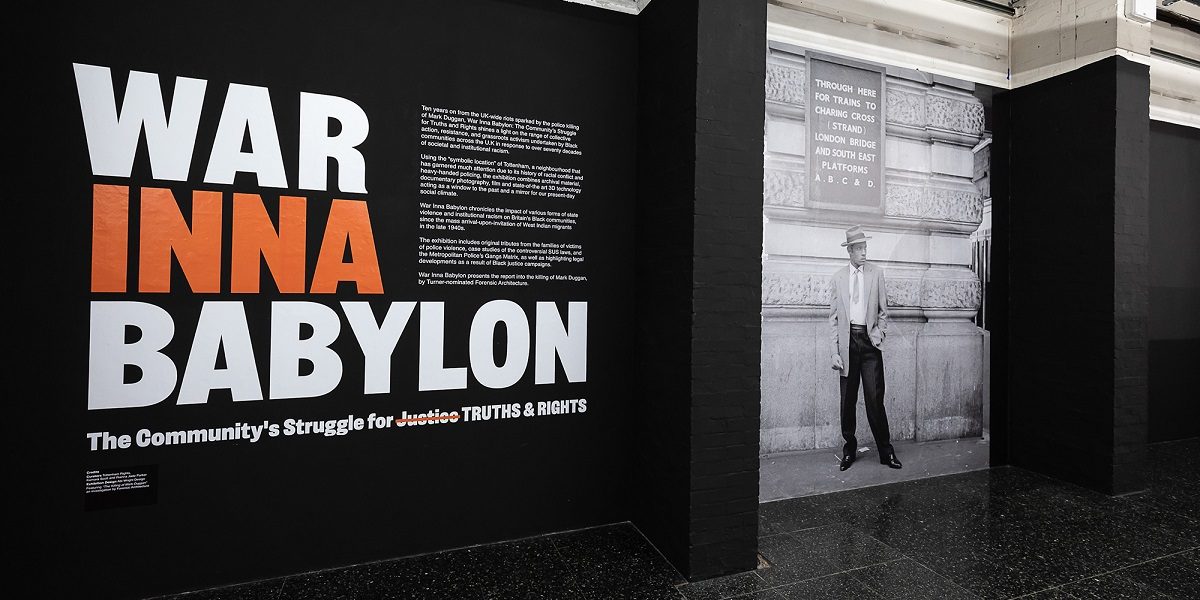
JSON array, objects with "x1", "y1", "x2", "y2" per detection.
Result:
[{"x1": 761, "y1": 45, "x2": 986, "y2": 455}]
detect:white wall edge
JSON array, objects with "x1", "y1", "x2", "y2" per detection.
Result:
[
  {"x1": 1009, "y1": 48, "x2": 1154, "y2": 89},
  {"x1": 1151, "y1": 96, "x2": 1200, "y2": 128}
]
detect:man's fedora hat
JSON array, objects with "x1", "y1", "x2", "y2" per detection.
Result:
[{"x1": 841, "y1": 225, "x2": 872, "y2": 247}]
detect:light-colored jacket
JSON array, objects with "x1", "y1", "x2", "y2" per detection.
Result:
[{"x1": 829, "y1": 262, "x2": 889, "y2": 376}]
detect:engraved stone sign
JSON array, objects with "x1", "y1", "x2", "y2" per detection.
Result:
[{"x1": 807, "y1": 56, "x2": 884, "y2": 208}]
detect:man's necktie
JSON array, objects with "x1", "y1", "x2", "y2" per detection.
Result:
[{"x1": 851, "y1": 270, "x2": 859, "y2": 303}]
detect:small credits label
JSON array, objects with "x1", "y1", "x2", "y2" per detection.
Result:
[{"x1": 85, "y1": 466, "x2": 157, "y2": 510}]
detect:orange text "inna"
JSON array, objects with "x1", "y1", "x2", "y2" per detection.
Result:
[{"x1": 91, "y1": 184, "x2": 383, "y2": 294}]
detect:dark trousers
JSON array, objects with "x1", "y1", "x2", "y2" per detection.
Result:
[{"x1": 840, "y1": 327, "x2": 893, "y2": 457}]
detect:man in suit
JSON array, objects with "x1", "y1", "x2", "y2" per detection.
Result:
[{"x1": 830, "y1": 225, "x2": 902, "y2": 471}]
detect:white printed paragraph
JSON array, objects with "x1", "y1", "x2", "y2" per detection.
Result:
[{"x1": 419, "y1": 105, "x2": 580, "y2": 156}]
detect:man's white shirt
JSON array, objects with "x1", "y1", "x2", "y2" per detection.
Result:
[{"x1": 849, "y1": 264, "x2": 867, "y2": 326}]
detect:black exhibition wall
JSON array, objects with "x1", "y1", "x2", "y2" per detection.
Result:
[
  {"x1": 1149, "y1": 120, "x2": 1200, "y2": 442},
  {"x1": 634, "y1": 0, "x2": 700, "y2": 576},
  {"x1": 1001, "y1": 56, "x2": 1150, "y2": 495},
  {"x1": 634, "y1": 0, "x2": 765, "y2": 580},
  {"x1": 24, "y1": 1, "x2": 637, "y2": 596}
]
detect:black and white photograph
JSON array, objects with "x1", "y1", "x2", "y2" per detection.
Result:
[{"x1": 759, "y1": 44, "x2": 998, "y2": 499}]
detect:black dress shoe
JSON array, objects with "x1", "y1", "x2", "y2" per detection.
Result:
[
  {"x1": 839, "y1": 454, "x2": 855, "y2": 471},
  {"x1": 881, "y1": 454, "x2": 902, "y2": 469}
]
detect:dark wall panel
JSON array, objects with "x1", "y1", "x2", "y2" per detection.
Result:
[
  {"x1": 991, "y1": 89, "x2": 1012, "y2": 467},
  {"x1": 634, "y1": 0, "x2": 700, "y2": 575},
  {"x1": 1111, "y1": 60, "x2": 1151, "y2": 493},
  {"x1": 26, "y1": 1, "x2": 638, "y2": 597},
  {"x1": 1003, "y1": 56, "x2": 1149, "y2": 494},
  {"x1": 688, "y1": 0, "x2": 765, "y2": 579},
  {"x1": 1148, "y1": 120, "x2": 1200, "y2": 442},
  {"x1": 635, "y1": 0, "x2": 764, "y2": 581}
]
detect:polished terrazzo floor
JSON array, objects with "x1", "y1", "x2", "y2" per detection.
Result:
[
  {"x1": 706, "y1": 437, "x2": 1200, "y2": 600},
  {"x1": 162, "y1": 438, "x2": 1199, "y2": 599}
]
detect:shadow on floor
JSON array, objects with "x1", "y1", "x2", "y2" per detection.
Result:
[{"x1": 159, "y1": 438, "x2": 1200, "y2": 600}]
